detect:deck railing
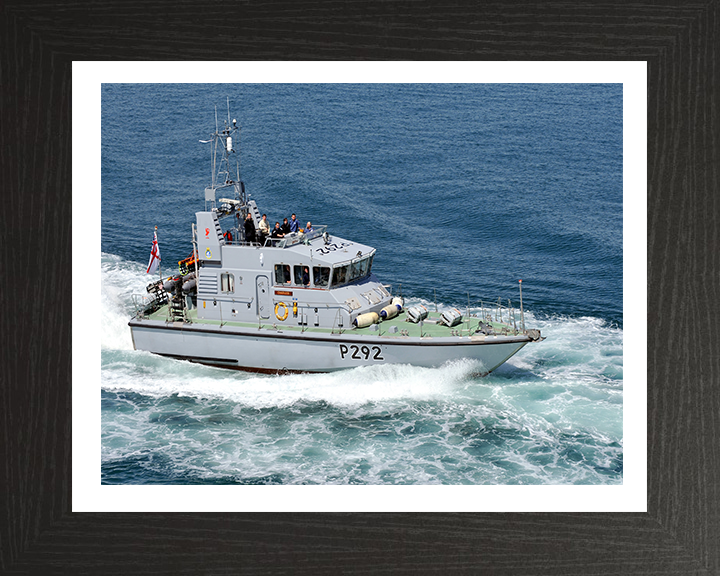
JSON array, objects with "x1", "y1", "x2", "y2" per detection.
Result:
[
  {"x1": 469, "y1": 298, "x2": 525, "y2": 334},
  {"x1": 131, "y1": 292, "x2": 167, "y2": 319},
  {"x1": 262, "y1": 225, "x2": 328, "y2": 248}
]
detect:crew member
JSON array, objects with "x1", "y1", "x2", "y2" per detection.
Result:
[
  {"x1": 271, "y1": 222, "x2": 284, "y2": 238},
  {"x1": 257, "y1": 213, "x2": 270, "y2": 245},
  {"x1": 289, "y1": 213, "x2": 300, "y2": 233},
  {"x1": 244, "y1": 213, "x2": 256, "y2": 244}
]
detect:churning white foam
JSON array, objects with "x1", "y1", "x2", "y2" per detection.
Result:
[
  {"x1": 101, "y1": 253, "x2": 152, "y2": 351},
  {"x1": 102, "y1": 352, "x2": 484, "y2": 410}
]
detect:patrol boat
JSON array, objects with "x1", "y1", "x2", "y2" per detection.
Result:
[{"x1": 128, "y1": 107, "x2": 544, "y2": 374}]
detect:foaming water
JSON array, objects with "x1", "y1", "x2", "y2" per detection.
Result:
[
  {"x1": 101, "y1": 254, "x2": 151, "y2": 351},
  {"x1": 101, "y1": 254, "x2": 622, "y2": 485},
  {"x1": 102, "y1": 352, "x2": 473, "y2": 409}
]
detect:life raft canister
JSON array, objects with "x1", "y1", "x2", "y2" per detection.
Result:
[
  {"x1": 406, "y1": 304, "x2": 429, "y2": 324},
  {"x1": 275, "y1": 302, "x2": 289, "y2": 321},
  {"x1": 440, "y1": 307, "x2": 463, "y2": 327}
]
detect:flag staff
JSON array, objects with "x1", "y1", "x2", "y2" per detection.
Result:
[
  {"x1": 519, "y1": 279, "x2": 525, "y2": 333},
  {"x1": 146, "y1": 225, "x2": 162, "y2": 279},
  {"x1": 156, "y1": 226, "x2": 161, "y2": 280}
]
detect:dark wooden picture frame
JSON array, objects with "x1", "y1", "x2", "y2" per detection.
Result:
[{"x1": 1, "y1": 2, "x2": 717, "y2": 574}]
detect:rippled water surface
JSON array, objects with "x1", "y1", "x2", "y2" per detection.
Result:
[{"x1": 101, "y1": 83, "x2": 623, "y2": 485}]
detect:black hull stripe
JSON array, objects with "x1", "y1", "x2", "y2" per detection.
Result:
[
  {"x1": 157, "y1": 353, "x2": 321, "y2": 374},
  {"x1": 160, "y1": 353, "x2": 238, "y2": 365}
]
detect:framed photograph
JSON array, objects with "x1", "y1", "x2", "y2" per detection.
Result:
[{"x1": 2, "y1": 3, "x2": 716, "y2": 574}]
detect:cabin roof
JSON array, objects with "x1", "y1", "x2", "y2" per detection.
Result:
[{"x1": 277, "y1": 234, "x2": 374, "y2": 266}]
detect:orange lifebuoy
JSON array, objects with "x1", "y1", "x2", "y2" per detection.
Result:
[{"x1": 275, "y1": 302, "x2": 289, "y2": 321}]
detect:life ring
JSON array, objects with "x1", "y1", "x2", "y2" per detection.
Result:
[{"x1": 275, "y1": 302, "x2": 289, "y2": 321}]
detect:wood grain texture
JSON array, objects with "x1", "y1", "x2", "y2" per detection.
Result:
[{"x1": 1, "y1": 1, "x2": 718, "y2": 574}]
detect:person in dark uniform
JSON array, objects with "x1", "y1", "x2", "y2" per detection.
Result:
[
  {"x1": 271, "y1": 222, "x2": 284, "y2": 238},
  {"x1": 244, "y1": 213, "x2": 256, "y2": 244},
  {"x1": 280, "y1": 217, "x2": 291, "y2": 235}
]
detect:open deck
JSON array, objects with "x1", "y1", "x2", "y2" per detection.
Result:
[{"x1": 139, "y1": 303, "x2": 527, "y2": 340}]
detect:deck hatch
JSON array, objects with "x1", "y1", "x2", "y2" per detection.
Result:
[{"x1": 345, "y1": 296, "x2": 362, "y2": 310}]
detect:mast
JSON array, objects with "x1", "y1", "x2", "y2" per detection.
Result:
[{"x1": 204, "y1": 99, "x2": 244, "y2": 212}]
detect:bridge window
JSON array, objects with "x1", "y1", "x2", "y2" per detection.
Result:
[
  {"x1": 294, "y1": 265, "x2": 310, "y2": 286},
  {"x1": 332, "y1": 264, "x2": 349, "y2": 287},
  {"x1": 274, "y1": 264, "x2": 291, "y2": 285},
  {"x1": 313, "y1": 266, "x2": 330, "y2": 287},
  {"x1": 332, "y1": 255, "x2": 373, "y2": 288}
]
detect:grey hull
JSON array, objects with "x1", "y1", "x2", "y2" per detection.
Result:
[{"x1": 129, "y1": 319, "x2": 530, "y2": 374}]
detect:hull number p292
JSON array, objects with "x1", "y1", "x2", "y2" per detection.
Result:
[{"x1": 339, "y1": 344, "x2": 384, "y2": 361}]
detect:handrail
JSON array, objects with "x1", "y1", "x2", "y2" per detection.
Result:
[
  {"x1": 263, "y1": 225, "x2": 328, "y2": 248},
  {"x1": 469, "y1": 298, "x2": 531, "y2": 335},
  {"x1": 131, "y1": 292, "x2": 167, "y2": 318}
]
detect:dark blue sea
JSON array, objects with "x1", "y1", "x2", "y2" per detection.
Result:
[{"x1": 101, "y1": 83, "x2": 623, "y2": 485}]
